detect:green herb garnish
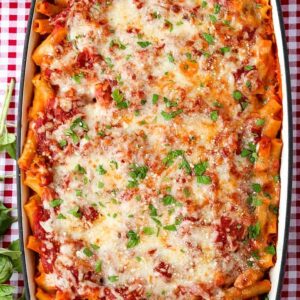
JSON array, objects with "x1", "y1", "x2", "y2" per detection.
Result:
[
  {"x1": 210, "y1": 111, "x2": 218, "y2": 122},
  {"x1": 265, "y1": 245, "x2": 276, "y2": 255},
  {"x1": 111, "y1": 89, "x2": 128, "y2": 109},
  {"x1": 83, "y1": 247, "x2": 93, "y2": 257},
  {"x1": 49, "y1": 199, "x2": 63, "y2": 208},
  {"x1": 233, "y1": 90, "x2": 243, "y2": 101},
  {"x1": 143, "y1": 227, "x2": 155, "y2": 235},
  {"x1": 137, "y1": 41, "x2": 151, "y2": 48},
  {"x1": 248, "y1": 222, "x2": 260, "y2": 239},
  {"x1": 202, "y1": 33, "x2": 215, "y2": 45},
  {"x1": 161, "y1": 109, "x2": 183, "y2": 120},
  {"x1": 127, "y1": 230, "x2": 140, "y2": 248}
]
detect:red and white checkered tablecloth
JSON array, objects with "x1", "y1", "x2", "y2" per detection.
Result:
[{"x1": 0, "y1": 0, "x2": 299, "y2": 299}]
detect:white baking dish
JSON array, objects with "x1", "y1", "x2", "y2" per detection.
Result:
[{"x1": 16, "y1": 1, "x2": 293, "y2": 299}]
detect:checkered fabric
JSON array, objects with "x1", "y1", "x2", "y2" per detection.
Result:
[{"x1": 0, "y1": 0, "x2": 298, "y2": 299}]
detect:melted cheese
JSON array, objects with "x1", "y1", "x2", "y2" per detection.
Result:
[{"x1": 32, "y1": 0, "x2": 281, "y2": 299}]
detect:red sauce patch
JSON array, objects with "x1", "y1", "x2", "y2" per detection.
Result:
[{"x1": 154, "y1": 261, "x2": 173, "y2": 279}]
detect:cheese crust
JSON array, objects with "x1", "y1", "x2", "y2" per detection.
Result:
[{"x1": 20, "y1": 0, "x2": 282, "y2": 299}]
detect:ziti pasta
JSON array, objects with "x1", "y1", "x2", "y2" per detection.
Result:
[{"x1": 19, "y1": 0, "x2": 282, "y2": 299}]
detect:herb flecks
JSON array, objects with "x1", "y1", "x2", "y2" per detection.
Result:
[
  {"x1": 127, "y1": 230, "x2": 140, "y2": 248},
  {"x1": 112, "y1": 89, "x2": 129, "y2": 109},
  {"x1": 194, "y1": 161, "x2": 212, "y2": 184},
  {"x1": 127, "y1": 164, "x2": 148, "y2": 188}
]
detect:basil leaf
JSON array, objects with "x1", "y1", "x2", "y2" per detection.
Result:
[
  {"x1": 8, "y1": 240, "x2": 22, "y2": 272},
  {"x1": 0, "y1": 202, "x2": 16, "y2": 235},
  {"x1": 0, "y1": 284, "x2": 14, "y2": 297},
  {"x1": 0, "y1": 257, "x2": 13, "y2": 284}
]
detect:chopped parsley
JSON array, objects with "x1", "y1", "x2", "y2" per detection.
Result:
[
  {"x1": 214, "y1": 3, "x2": 221, "y2": 14},
  {"x1": 149, "y1": 204, "x2": 158, "y2": 217},
  {"x1": 241, "y1": 142, "x2": 257, "y2": 163},
  {"x1": 163, "y1": 97, "x2": 178, "y2": 108},
  {"x1": 108, "y1": 275, "x2": 119, "y2": 282},
  {"x1": 71, "y1": 73, "x2": 84, "y2": 84},
  {"x1": 127, "y1": 230, "x2": 140, "y2": 248},
  {"x1": 98, "y1": 182, "x2": 105, "y2": 189},
  {"x1": 233, "y1": 90, "x2": 243, "y2": 101},
  {"x1": 110, "y1": 160, "x2": 118, "y2": 169},
  {"x1": 91, "y1": 244, "x2": 100, "y2": 250},
  {"x1": 58, "y1": 139, "x2": 67, "y2": 148},
  {"x1": 265, "y1": 245, "x2": 276, "y2": 255},
  {"x1": 104, "y1": 57, "x2": 114, "y2": 68},
  {"x1": 97, "y1": 165, "x2": 107, "y2": 175},
  {"x1": 110, "y1": 39, "x2": 126, "y2": 50},
  {"x1": 194, "y1": 161, "x2": 212, "y2": 184},
  {"x1": 213, "y1": 101, "x2": 223, "y2": 108},
  {"x1": 152, "y1": 94, "x2": 159, "y2": 104},
  {"x1": 252, "y1": 183, "x2": 262, "y2": 193},
  {"x1": 183, "y1": 187, "x2": 191, "y2": 197},
  {"x1": 256, "y1": 118, "x2": 265, "y2": 126},
  {"x1": 210, "y1": 110, "x2": 218, "y2": 122},
  {"x1": 185, "y1": 52, "x2": 193, "y2": 61},
  {"x1": 209, "y1": 15, "x2": 217, "y2": 23},
  {"x1": 162, "y1": 150, "x2": 192, "y2": 174},
  {"x1": 152, "y1": 11, "x2": 161, "y2": 19},
  {"x1": 83, "y1": 247, "x2": 93, "y2": 257},
  {"x1": 137, "y1": 41, "x2": 151, "y2": 48},
  {"x1": 163, "y1": 224, "x2": 177, "y2": 231},
  {"x1": 111, "y1": 89, "x2": 128, "y2": 109},
  {"x1": 246, "y1": 80, "x2": 252, "y2": 89},
  {"x1": 197, "y1": 175, "x2": 212, "y2": 184},
  {"x1": 220, "y1": 47, "x2": 231, "y2": 54},
  {"x1": 180, "y1": 156, "x2": 192, "y2": 174},
  {"x1": 127, "y1": 164, "x2": 148, "y2": 188},
  {"x1": 244, "y1": 65, "x2": 254, "y2": 71},
  {"x1": 202, "y1": 33, "x2": 215, "y2": 45},
  {"x1": 162, "y1": 149, "x2": 183, "y2": 166},
  {"x1": 164, "y1": 19, "x2": 173, "y2": 32},
  {"x1": 98, "y1": 130, "x2": 105, "y2": 137},
  {"x1": 247, "y1": 195, "x2": 262, "y2": 207},
  {"x1": 95, "y1": 260, "x2": 102, "y2": 272},
  {"x1": 64, "y1": 129, "x2": 79, "y2": 144},
  {"x1": 162, "y1": 194, "x2": 176, "y2": 206},
  {"x1": 241, "y1": 101, "x2": 248, "y2": 111},
  {"x1": 167, "y1": 52, "x2": 175, "y2": 63},
  {"x1": 269, "y1": 205, "x2": 278, "y2": 215},
  {"x1": 248, "y1": 222, "x2": 260, "y2": 239},
  {"x1": 251, "y1": 250, "x2": 260, "y2": 260},
  {"x1": 143, "y1": 227, "x2": 155, "y2": 235},
  {"x1": 49, "y1": 198, "x2": 63, "y2": 208},
  {"x1": 69, "y1": 207, "x2": 82, "y2": 218},
  {"x1": 57, "y1": 213, "x2": 66, "y2": 220},
  {"x1": 74, "y1": 164, "x2": 86, "y2": 174},
  {"x1": 161, "y1": 109, "x2": 183, "y2": 120},
  {"x1": 71, "y1": 117, "x2": 89, "y2": 131}
]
